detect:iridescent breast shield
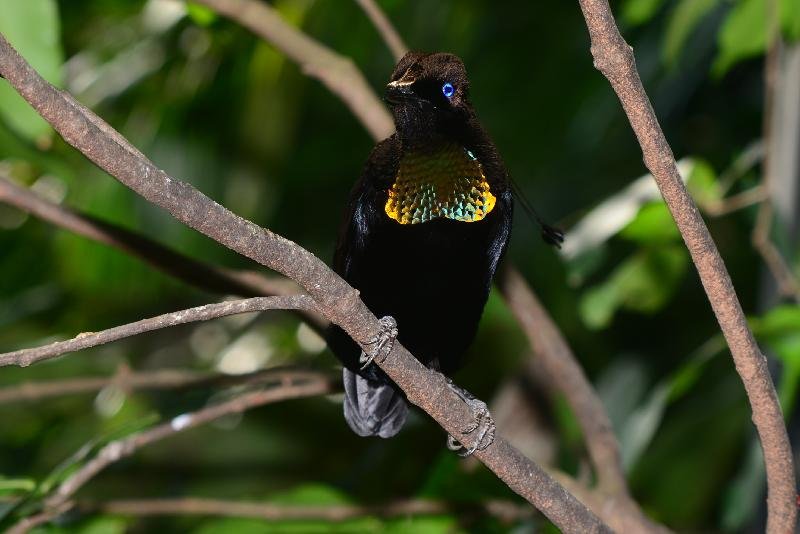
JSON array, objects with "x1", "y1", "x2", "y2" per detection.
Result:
[{"x1": 385, "y1": 142, "x2": 496, "y2": 225}]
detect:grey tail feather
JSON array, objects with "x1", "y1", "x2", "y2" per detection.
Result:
[{"x1": 342, "y1": 368, "x2": 408, "y2": 438}]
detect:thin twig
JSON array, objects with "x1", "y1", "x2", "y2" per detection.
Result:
[
  {"x1": 0, "y1": 175, "x2": 328, "y2": 328},
  {"x1": 5, "y1": 501, "x2": 74, "y2": 534},
  {"x1": 188, "y1": 0, "x2": 393, "y2": 141},
  {"x1": 702, "y1": 186, "x2": 768, "y2": 218},
  {"x1": 499, "y1": 267, "x2": 624, "y2": 495},
  {"x1": 752, "y1": 0, "x2": 800, "y2": 303},
  {"x1": 575, "y1": 1, "x2": 796, "y2": 532},
  {"x1": 0, "y1": 366, "x2": 339, "y2": 404},
  {"x1": 753, "y1": 203, "x2": 800, "y2": 302},
  {"x1": 498, "y1": 267, "x2": 669, "y2": 534},
  {"x1": 353, "y1": 0, "x2": 408, "y2": 61},
  {"x1": 0, "y1": 295, "x2": 316, "y2": 367},
  {"x1": 80, "y1": 496, "x2": 534, "y2": 523},
  {"x1": 0, "y1": 33, "x2": 609, "y2": 533},
  {"x1": 38, "y1": 374, "x2": 335, "y2": 513}
]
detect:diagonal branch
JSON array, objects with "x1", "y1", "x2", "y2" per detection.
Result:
[
  {"x1": 79, "y1": 496, "x2": 533, "y2": 523},
  {"x1": 190, "y1": 0, "x2": 393, "y2": 140},
  {"x1": 498, "y1": 267, "x2": 669, "y2": 534},
  {"x1": 198, "y1": 0, "x2": 630, "y2": 500},
  {"x1": 499, "y1": 267, "x2": 623, "y2": 493},
  {"x1": 353, "y1": 0, "x2": 408, "y2": 61},
  {"x1": 574, "y1": 1, "x2": 796, "y2": 532},
  {"x1": 42, "y1": 372, "x2": 336, "y2": 511},
  {"x1": 0, "y1": 34, "x2": 609, "y2": 533},
  {"x1": 350, "y1": 3, "x2": 659, "y2": 529},
  {"x1": 0, "y1": 175, "x2": 319, "y2": 313},
  {"x1": 0, "y1": 295, "x2": 316, "y2": 367},
  {"x1": 0, "y1": 366, "x2": 339, "y2": 404}
]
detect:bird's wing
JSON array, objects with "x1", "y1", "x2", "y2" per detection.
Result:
[
  {"x1": 462, "y1": 125, "x2": 514, "y2": 289},
  {"x1": 328, "y1": 135, "x2": 400, "y2": 380},
  {"x1": 332, "y1": 135, "x2": 401, "y2": 281}
]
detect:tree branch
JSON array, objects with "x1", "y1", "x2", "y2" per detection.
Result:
[
  {"x1": 40, "y1": 373, "x2": 336, "y2": 512},
  {"x1": 0, "y1": 174, "x2": 328, "y2": 328},
  {"x1": 0, "y1": 365, "x2": 338, "y2": 404},
  {"x1": 574, "y1": 1, "x2": 796, "y2": 532},
  {"x1": 0, "y1": 33, "x2": 610, "y2": 533},
  {"x1": 6, "y1": 502, "x2": 73, "y2": 534},
  {"x1": 190, "y1": 0, "x2": 393, "y2": 141},
  {"x1": 498, "y1": 267, "x2": 669, "y2": 534},
  {"x1": 0, "y1": 296, "x2": 316, "y2": 368},
  {"x1": 753, "y1": 4, "x2": 800, "y2": 304},
  {"x1": 499, "y1": 266, "x2": 624, "y2": 494},
  {"x1": 183, "y1": 7, "x2": 627, "y2": 509},
  {"x1": 353, "y1": 0, "x2": 408, "y2": 61},
  {"x1": 79, "y1": 496, "x2": 533, "y2": 523}
]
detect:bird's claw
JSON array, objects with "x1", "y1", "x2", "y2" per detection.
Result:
[
  {"x1": 359, "y1": 316, "x2": 398, "y2": 370},
  {"x1": 445, "y1": 379, "x2": 496, "y2": 457}
]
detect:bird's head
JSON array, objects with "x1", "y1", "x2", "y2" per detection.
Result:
[{"x1": 385, "y1": 52, "x2": 473, "y2": 144}]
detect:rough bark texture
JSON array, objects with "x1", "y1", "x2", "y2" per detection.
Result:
[
  {"x1": 575, "y1": 2, "x2": 796, "y2": 532},
  {"x1": 0, "y1": 33, "x2": 609, "y2": 534}
]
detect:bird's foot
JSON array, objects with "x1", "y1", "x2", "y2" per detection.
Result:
[
  {"x1": 359, "y1": 316, "x2": 398, "y2": 370},
  {"x1": 444, "y1": 378, "x2": 496, "y2": 457}
]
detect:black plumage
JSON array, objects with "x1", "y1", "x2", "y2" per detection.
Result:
[{"x1": 327, "y1": 52, "x2": 513, "y2": 440}]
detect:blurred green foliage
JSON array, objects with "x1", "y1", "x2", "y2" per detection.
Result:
[{"x1": 0, "y1": 0, "x2": 798, "y2": 532}]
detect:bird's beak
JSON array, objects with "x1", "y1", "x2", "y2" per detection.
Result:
[{"x1": 385, "y1": 70, "x2": 416, "y2": 106}]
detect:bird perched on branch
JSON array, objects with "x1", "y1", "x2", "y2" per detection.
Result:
[{"x1": 328, "y1": 52, "x2": 560, "y2": 455}]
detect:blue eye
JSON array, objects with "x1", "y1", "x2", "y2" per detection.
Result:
[{"x1": 441, "y1": 82, "x2": 455, "y2": 99}]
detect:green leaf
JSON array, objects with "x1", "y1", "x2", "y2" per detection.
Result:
[
  {"x1": 751, "y1": 305, "x2": 800, "y2": 416},
  {"x1": 781, "y1": 0, "x2": 800, "y2": 40},
  {"x1": 0, "y1": 0, "x2": 63, "y2": 143},
  {"x1": 686, "y1": 159, "x2": 722, "y2": 206},
  {"x1": 619, "y1": 202, "x2": 681, "y2": 244},
  {"x1": 0, "y1": 478, "x2": 35, "y2": 495},
  {"x1": 270, "y1": 484, "x2": 352, "y2": 506},
  {"x1": 713, "y1": 0, "x2": 767, "y2": 77},
  {"x1": 620, "y1": 383, "x2": 670, "y2": 469},
  {"x1": 621, "y1": 0, "x2": 666, "y2": 26},
  {"x1": 580, "y1": 246, "x2": 689, "y2": 329},
  {"x1": 663, "y1": 0, "x2": 720, "y2": 68},
  {"x1": 76, "y1": 517, "x2": 129, "y2": 534},
  {"x1": 722, "y1": 439, "x2": 764, "y2": 530},
  {"x1": 186, "y1": 2, "x2": 217, "y2": 26},
  {"x1": 752, "y1": 305, "x2": 800, "y2": 338},
  {"x1": 579, "y1": 282, "x2": 619, "y2": 330},
  {"x1": 37, "y1": 412, "x2": 159, "y2": 496},
  {"x1": 385, "y1": 516, "x2": 459, "y2": 534},
  {"x1": 565, "y1": 245, "x2": 608, "y2": 287}
]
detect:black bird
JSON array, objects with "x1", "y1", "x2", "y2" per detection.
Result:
[{"x1": 327, "y1": 52, "x2": 518, "y2": 454}]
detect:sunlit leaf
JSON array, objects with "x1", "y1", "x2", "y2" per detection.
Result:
[
  {"x1": 663, "y1": 0, "x2": 720, "y2": 67},
  {"x1": 751, "y1": 305, "x2": 800, "y2": 415},
  {"x1": 621, "y1": 0, "x2": 667, "y2": 26},
  {"x1": 270, "y1": 484, "x2": 352, "y2": 505},
  {"x1": 385, "y1": 516, "x2": 460, "y2": 534},
  {"x1": 686, "y1": 159, "x2": 722, "y2": 206},
  {"x1": 565, "y1": 245, "x2": 608, "y2": 287},
  {"x1": 76, "y1": 517, "x2": 129, "y2": 534},
  {"x1": 620, "y1": 383, "x2": 670, "y2": 469},
  {"x1": 186, "y1": 2, "x2": 217, "y2": 26},
  {"x1": 579, "y1": 282, "x2": 618, "y2": 330},
  {"x1": 721, "y1": 439, "x2": 764, "y2": 530},
  {"x1": 619, "y1": 202, "x2": 680, "y2": 244},
  {"x1": 580, "y1": 246, "x2": 689, "y2": 329},
  {"x1": 780, "y1": 0, "x2": 800, "y2": 40},
  {"x1": 713, "y1": 0, "x2": 767, "y2": 77},
  {"x1": 0, "y1": 0, "x2": 63, "y2": 144}
]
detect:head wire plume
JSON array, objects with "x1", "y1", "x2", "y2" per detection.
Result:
[{"x1": 510, "y1": 178, "x2": 565, "y2": 248}]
